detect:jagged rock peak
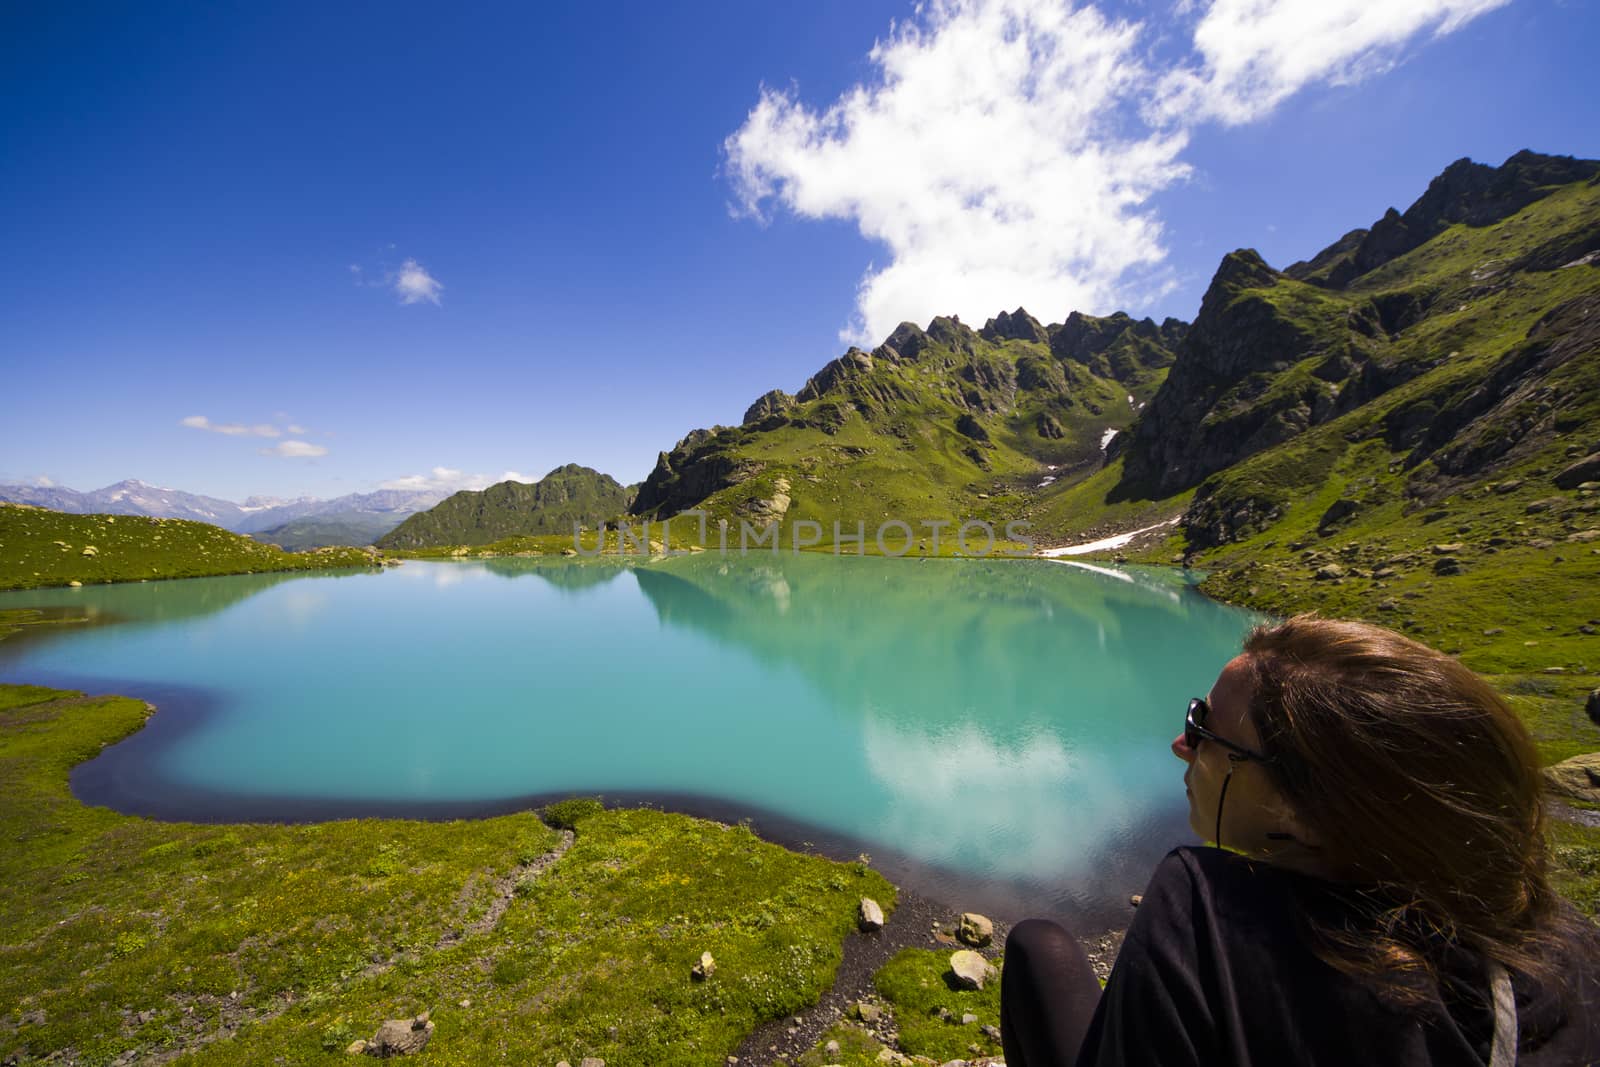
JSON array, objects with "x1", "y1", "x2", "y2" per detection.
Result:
[
  {"x1": 742, "y1": 389, "x2": 795, "y2": 427},
  {"x1": 1312, "y1": 150, "x2": 1599, "y2": 288},
  {"x1": 1159, "y1": 317, "x2": 1189, "y2": 347},
  {"x1": 1285, "y1": 228, "x2": 1368, "y2": 280},
  {"x1": 1210, "y1": 248, "x2": 1280, "y2": 292},
  {"x1": 980, "y1": 307, "x2": 1048, "y2": 344},
  {"x1": 885, "y1": 321, "x2": 929, "y2": 360},
  {"x1": 796, "y1": 348, "x2": 874, "y2": 403},
  {"x1": 926, "y1": 314, "x2": 979, "y2": 352}
]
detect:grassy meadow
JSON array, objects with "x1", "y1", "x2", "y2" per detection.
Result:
[
  {"x1": 0, "y1": 505, "x2": 381, "y2": 591},
  {"x1": 0, "y1": 685, "x2": 899, "y2": 1065}
]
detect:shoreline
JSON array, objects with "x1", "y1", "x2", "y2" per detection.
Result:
[{"x1": 40, "y1": 664, "x2": 1167, "y2": 938}]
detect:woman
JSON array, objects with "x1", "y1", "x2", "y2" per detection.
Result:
[{"x1": 1001, "y1": 614, "x2": 1600, "y2": 1065}]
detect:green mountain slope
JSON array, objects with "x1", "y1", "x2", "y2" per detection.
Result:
[
  {"x1": 0, "y1": 504, "x2": 379, "y2": 590},
  {"x1": 1023, "y1": 150, "x2": 1599, "y2": 687},
  {"x1": 376, "y1": 464, "x2": 636, "y2": 549},
  {"x1": 627, "y1": 308, "x2": 1184, "y2": 537},
  {"x1": 251, "y1": 512, "x2": 407, "y2": 550}
]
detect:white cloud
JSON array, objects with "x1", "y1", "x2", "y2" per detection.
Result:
[
  {"x1": 725, "y1": 0, "x2": 1504, "y2": 343},
  {"x1": 33, "y1": 475, "x2": 55, "y2": 488},
  {"x1": 394, "y1": 258, "x2": 443, "y2": 305},
  {"x1": 1156, "y1": 0, "x2": 1512, "y2": 124},
  {"x1": 378, "y1": 466, "x2": 537, "y2": 493},
  {"x1": 181, "y1": 414, "x2": 284, "y2": 438},
  {"x1": 286, "y1": 424, "x2": 308, "y2": 435},
  {"x1": 260, "y1": 440, "x2": 330, "y2": 458}
]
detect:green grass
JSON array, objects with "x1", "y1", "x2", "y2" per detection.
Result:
[
  {"x1": 0, "y1": 684, "x2": 895, "y2": 1065},
  {"x1": 871, "y1": 948, "x2": 1003, "y2": 1061},
  {"x1": 0, "y1": 504, "x2": 379, "y2": 590}
]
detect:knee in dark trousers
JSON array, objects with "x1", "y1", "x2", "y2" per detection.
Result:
[{"x1": 1001, "y1": 918, "x2": 1101, "y2": 1067}]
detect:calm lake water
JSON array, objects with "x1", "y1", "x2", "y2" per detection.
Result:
[{"x1": 0, "y1": 554, "x2": 1261, "y2": 930}]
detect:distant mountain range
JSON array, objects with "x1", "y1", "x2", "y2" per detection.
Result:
[{"x1": 0, "y1": 480, "x2": 448, "y2": 546}]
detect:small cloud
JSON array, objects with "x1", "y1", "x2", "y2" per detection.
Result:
[
  {"x1": 260, "y1": 440, "x2": 329, "y2": 458},
  {"x1": 181, "y1": 415, "x2": 282, "y2": 438},
  {"x1": 287, "y1": 424, "x2": 308, "y2": 435},
  {"x1": 394, "y1": 258, "x2": 443, "y2": 305},
  {"x1": 34, "y1": 475, "x2": 55, "y2": 488},
  {"x1": 379, "y1": 466, "x2": 536, "y2": 492}
]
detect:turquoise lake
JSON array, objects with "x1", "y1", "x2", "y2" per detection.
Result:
[{"x1": 0, "y1": 554, "x2": 1262, "y2": 929}]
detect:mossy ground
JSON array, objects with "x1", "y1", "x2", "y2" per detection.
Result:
[
  {"x1": 785, "y1": 946, "x2": 1006, "y2": 1067},
  {"x1": 0, "y1": 504, "x2": 378, "y2": 591},
  {"x1": 0, "y1": 685, "x2": 895, "y2": 1065}
]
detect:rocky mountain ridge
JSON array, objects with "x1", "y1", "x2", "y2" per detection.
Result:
[{"x1": 626, "y1": 306, "x2": 1184, "y2": 525}]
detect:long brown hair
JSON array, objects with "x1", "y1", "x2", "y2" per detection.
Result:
[{"x1": 1241, "y1": 614, "x2": 1574, "y2": 1003}]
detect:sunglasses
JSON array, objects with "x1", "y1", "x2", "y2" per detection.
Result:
[{"x1": 1185, "y1": 697, "x2": 1272, "y2": 763}]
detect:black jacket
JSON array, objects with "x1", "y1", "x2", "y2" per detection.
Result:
[{"x1": 1077, "y1": 847, "x2": 1600, "y2": 1066}]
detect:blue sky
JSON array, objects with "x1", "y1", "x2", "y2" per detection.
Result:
[{"x1": 3, "y1": 0, "x2": 1596, "y2": 501}]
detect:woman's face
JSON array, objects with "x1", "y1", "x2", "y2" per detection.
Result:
[{"x1": 1171, "y1": 654, "x2": 1305, "y2": 853}]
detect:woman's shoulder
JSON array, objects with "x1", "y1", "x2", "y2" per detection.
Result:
[{"x1": 1140, "y1": 845, "x2": 1312, "y2": 914}]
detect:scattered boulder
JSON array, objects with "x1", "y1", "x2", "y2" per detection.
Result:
[
  {"x1": 366, "y1": 1013, "x2": 433, "y2": 1056},
  {"x1": 691, "y1": 952, "x2": 716, "y2": 981},
  {"x1": 1553, "y1": 453, "x2": 1600, "y2": 490},
  {"x1": 1431, "y1": 543, "x2": 1467, "y2": 555},
  {"x1": 81, "y1": 546, "x2": 98, "y2": 557},
  {"x1": 859, "y1": 897, "x2": 885, "y2": 932},
  {"x1": 1373, "y1": 566, "x2": 1398, "y2": 580},
  {"x1": 949, "y1": 950, "x2": 996, "y2": 990},
  {"x1": 855, "y1": 1001, "x2": 883, "y2": 1024},
  {"x1": 1378, "y1": 598, "x2": 1401, "y2": 612},
  {"x1": 957, "y1": 913, "x2": 993, "y2": 948},
  {"x1": 1314, "y1": 564, "x2": 1345, "y2": 580},
  {"x1": 1317, "y1": 498, "x2": 1359, "y2": 531},
  {"x1": 1493, "y1": 479, "x2": 1523, "y2": 494},
  {"x1": 1433, "y1": 557, "x2": 1463, "y2": 576},
  {"x1": 1526, "y1": 499, "x2": 1560, "y2": 514},
  {"x1": 1587, "y1": 688, "x2": 1600, "y2": 728},
  {"x1": 346, "y1": 1040, "x2": 368, "y2": 1055},
  {"x1": 1568, "y1": 529, "x2": 1600, "y2": 543},
  {"x1": 961, "y1": 1012, "x2": 980, "y2": 1025},
  {"x1": 1544, "y1": 752, "x2": 1600, "y2": 804}
]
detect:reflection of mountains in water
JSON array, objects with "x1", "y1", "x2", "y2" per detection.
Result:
[
  {"x1": 475, "y1": 556, "x2": 637, "y2": 593},
  {"x1": 0, "y1": 569, "x2": 376, "y2": 663},
  {"x1": 622, "y1": 553, "x2": 1259, "y2": 735}
]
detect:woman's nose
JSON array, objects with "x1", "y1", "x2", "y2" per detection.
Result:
[{"x1": 1172, "y1": 732, "x2": 1197, "y2": 763}]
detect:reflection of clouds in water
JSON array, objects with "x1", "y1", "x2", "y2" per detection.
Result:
[
  {"x1": 714, "y1": 563, "x2": 791, "y2": 615},
  {"x1": 387, "y1": 561, "x2": 491, "y2": 589},
  {"x1": 768, "y1": 576, "x2": 790, "y2": 615},
  {"x1": 862, "y1": 716, "x2": 1162, "y2": 883},
  {"x1": 276, "y1": 589, "x2": 328, "y2": 628}
]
